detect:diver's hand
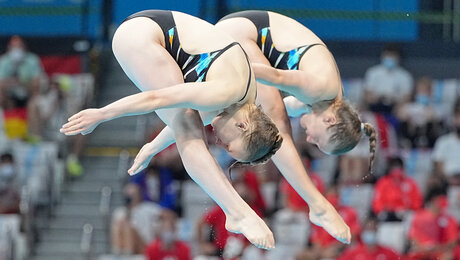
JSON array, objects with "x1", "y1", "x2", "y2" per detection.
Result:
[
  {"x1": 60, "y1": 108, "x2": 104, "y2": 136},
  {"x1": 128, "y1": 142, "x2": 157, "y2": 175}
]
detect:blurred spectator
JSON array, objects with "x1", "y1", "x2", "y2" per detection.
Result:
[
  {"x1": 111, "y1": 183, "x2": 163, "y2": 255},
  {"x1": 337, "y1": 217, "x2": 400, "y2": 260},
  {"x1": 372, "y1": 157, "x2": 423, "y2": 221},
  {"x1": 0, "y1": 36, "x2": 44, "y2": 141},
  {"x1": 397, "y1": 76, "x2": 445, "y2": 149},
  {"x1": 130, "y1": 164, "x2": 178, "y2": 211},
  {"x1": 267, "y1": 170, "x2": 313, "y2": 260},
  {"x1": 145, "y1": 209, "x2": 191, "y2": 260},
  {"x1": 0, "y1": 35, "x2": 43, "y2": 103},
  {"x1": 196, "y1": 168, "x2": 265, "y2": 257},
  {"x1": 305, "y1": 186, "x2": 361, "y2": 259},
  {"x1": 454, "y1": 244, "x2": 460, "y2": 260},
  {"x1": 364, "y1": 44, "x2": 413, "y2": 114},
  {"x1": 0, "y1": 153, "x2": 16, "y2": 185},
  {"x1": 229, "y1": 167, "x2": 266, "y2": 217},
  {"x1": 0, "y1": 153, "x2": 20, "y2": 214},
  {"x1": 432, "y1": 101, "x2": 460, "y2": 185},
  {"x1": 407, "y1": 188, "x2": 458, "y2": 259},
  {"x1": 280, "y1": 157, "x2": 325, "y2": 211}
]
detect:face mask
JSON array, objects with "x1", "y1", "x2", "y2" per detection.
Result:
[
  {"x1": 415, "y1": 94, "x2": 430, "y2": 106},
  {"x1": 0, "y1": 164, "x2": 14, "y2": 179},
  {"x1": 124, "y1": 197, "x2": 132, "y2": 206},
  {"x1": 9, "y1": 47, "x2": 25, "y2": 62},
  {"x1": 161, "y1": 230, "x2": 176, "y2": 244},
  {"x1": 382, "y1": 57, "x2": 398, "y2": 69},
  {"x1": 361, "y1": 230, "x2": 377, "y2": 246}
]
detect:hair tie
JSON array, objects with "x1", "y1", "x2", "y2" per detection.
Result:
[{"x1": 361, "y1": 123, "x2": 365, "y2": 133}]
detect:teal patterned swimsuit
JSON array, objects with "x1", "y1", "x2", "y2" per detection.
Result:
[{"x1": 220, "y1": 10, "x2": 324, "y2": 70}]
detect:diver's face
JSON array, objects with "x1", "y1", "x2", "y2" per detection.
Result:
[
  {"x1": 300, "y1": 113, "x2": 334, "y2": 154},
  {"x1": 211, "y1": 111, "x2": 250, "y2": 161}
]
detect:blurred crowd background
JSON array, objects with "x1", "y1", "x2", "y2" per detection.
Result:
[{"x1": 0, "y1": 0, "x2": 460, "y2": 260}]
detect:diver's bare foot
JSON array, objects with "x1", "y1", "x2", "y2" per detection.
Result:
[
  {"x1": 225, "y1": 212, "x2": 275, "y2": 250},
  {"x1": 309, "y1": 200, "x2": 351, "y2": 244}
]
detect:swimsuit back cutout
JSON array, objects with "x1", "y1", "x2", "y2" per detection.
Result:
[
  {"x1": 220, "y1": 10, "x2": 324, "y2": 70},
  {"x1": 124, "y1": 10, "x2": 251, "y2": 102}
]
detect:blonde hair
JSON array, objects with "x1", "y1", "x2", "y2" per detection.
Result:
[
  {"x1": 328, "y1": 100, "x2": 377, "y2": 173},
  {"x1": 228, "y1": 105, "x2": 283, "y2": 174}
]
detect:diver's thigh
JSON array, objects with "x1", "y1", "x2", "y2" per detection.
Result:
[
  {"x1": 112, "y1": 17, "x2": 183, "y2": 92},
  {"x1": 113, "y1": 17, "x2": 187, "y2": 127}
]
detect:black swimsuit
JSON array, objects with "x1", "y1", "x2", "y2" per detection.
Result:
[
  {"x1": 124, "y1": 10, "x2": 251, "y2": 101},
  {"x1": 220, "y1": 10, "x2": 324, "y2": 70}
]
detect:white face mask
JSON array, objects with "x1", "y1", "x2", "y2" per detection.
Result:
[
  {"x1": 0, "y1": 164, "x2": 15, "y2": 179},
  {"x1": 381, "y1": 57, "x2": 398, "y2": 69},
  {"x1": 160, "y1": 230, "x2": 176, "y2": 244},
  {"x1": 9, "y1": 47, "x2": 25, "y2": 62},
  {"x1": 361, "y1": 230, "x2": 377, "y2": 246}
]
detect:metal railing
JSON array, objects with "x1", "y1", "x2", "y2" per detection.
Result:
[
  {"x1": 117, "y1": 149, "x2": 130, "y2": 179},
  {"x1": 19, "y1": 187, "x2": 33, "y2": 258},
  {"x1": 99, "y1": 186, "x2": 112, "y2": 253},
  {"x1": 80, "y1": 223, "x2": 94, "y2": 259}
]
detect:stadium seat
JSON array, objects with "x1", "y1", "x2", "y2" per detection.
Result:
[
  {"x1": 266, "y1": 208, "x2": 310, "y2": 260},
  {"x1": 376, "y1": 222, "x2": 406, "y2": 253},
  {"x1": 342, "y1": 78, "x2": 364, "y2": 107},
  {"x1": 340, "y1": 184, "x2": 374, "y2": 222}
]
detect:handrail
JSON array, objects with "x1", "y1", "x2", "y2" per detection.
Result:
[
  {"x1": 3, "y1": 224, "x2": 14, "y2": 260},
  {"x1": 99, "y1": 185, "x2": 112, "y2": 253},
  {"x1": 19, "y1": 186, "x2": 34, "y2": 256},
  {"x1": 117, "y1": 149, "x2": 130, "y2": 179},
  {"x1": 135, "y1": 116, "x2": 147, "y2": 146},
  {"x1": 99, "y1": 186, "x2": 112, "y2": 215},
  {"x1": 80, "y1": 223, "x2": 93, "y2": 259}
]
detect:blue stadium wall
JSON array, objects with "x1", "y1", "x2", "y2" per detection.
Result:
[{"x1": 0, "y1": 0, "x2": 418, "y2": 41}]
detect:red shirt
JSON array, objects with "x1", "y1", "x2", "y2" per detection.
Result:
[
  {"x1": 453, "y1": 244, "x2": 460, "y2": 260},
  {"x1": 202, "y1": 206, "x2": 247, "y2": 250},
  {"x1": 310, "y1": 205, "x2": 361, "y2": 247},
  {"x1": 408, "y1": 208, "x2": 458, "y2": 246},
  {"x1": 338, "y1": 244, "x2": 400, "y2": 260},
  {"x1": 281, "y1": 172, "x2": 325, "y2": 211},
  {"x1": 203, "y1": 206, "x2": 228, "y2": 250},
  {"x1": 145, "y1": 239, "x2": 191, "y2": 260},
  {"x1": 243, "y1": 170, "x2": 266, "y2": 217},
  {"x1": 372, "y1": 171, "x2": 422, "y2": 214}
]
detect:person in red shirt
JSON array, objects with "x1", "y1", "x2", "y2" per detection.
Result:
[
  {"x1": 196, "y1": 168, "x2": 265, "y2": 257},
  {"x1": 453, "y1": 244, "x2": 460, "y2": 260},
  {"x1": 338, "y1": 217, "x2": 400, "y2": 260},
  {"x1": 407, "y1": 188, "x2": 458, "y2": 260},
  {"x1": 281, "y1": 157, "x2": 325, "y2": 211},
  {"x1": 145, "y1": 210, "x2": 191, "y2": 260},
  {"x1": 372, "y1": 157, "x2": 423, "y2": 221},
  {"x1": 309, "y1": 186, "x2": 361, "y2": 258}
]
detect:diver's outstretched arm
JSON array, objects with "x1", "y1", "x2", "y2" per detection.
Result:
[
  {"x1": 60, "y1": 80, "x2": 236, "y2": 136},
  {"x1": 128, "y1": 126, "x2": 175, "y2": 175}
]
